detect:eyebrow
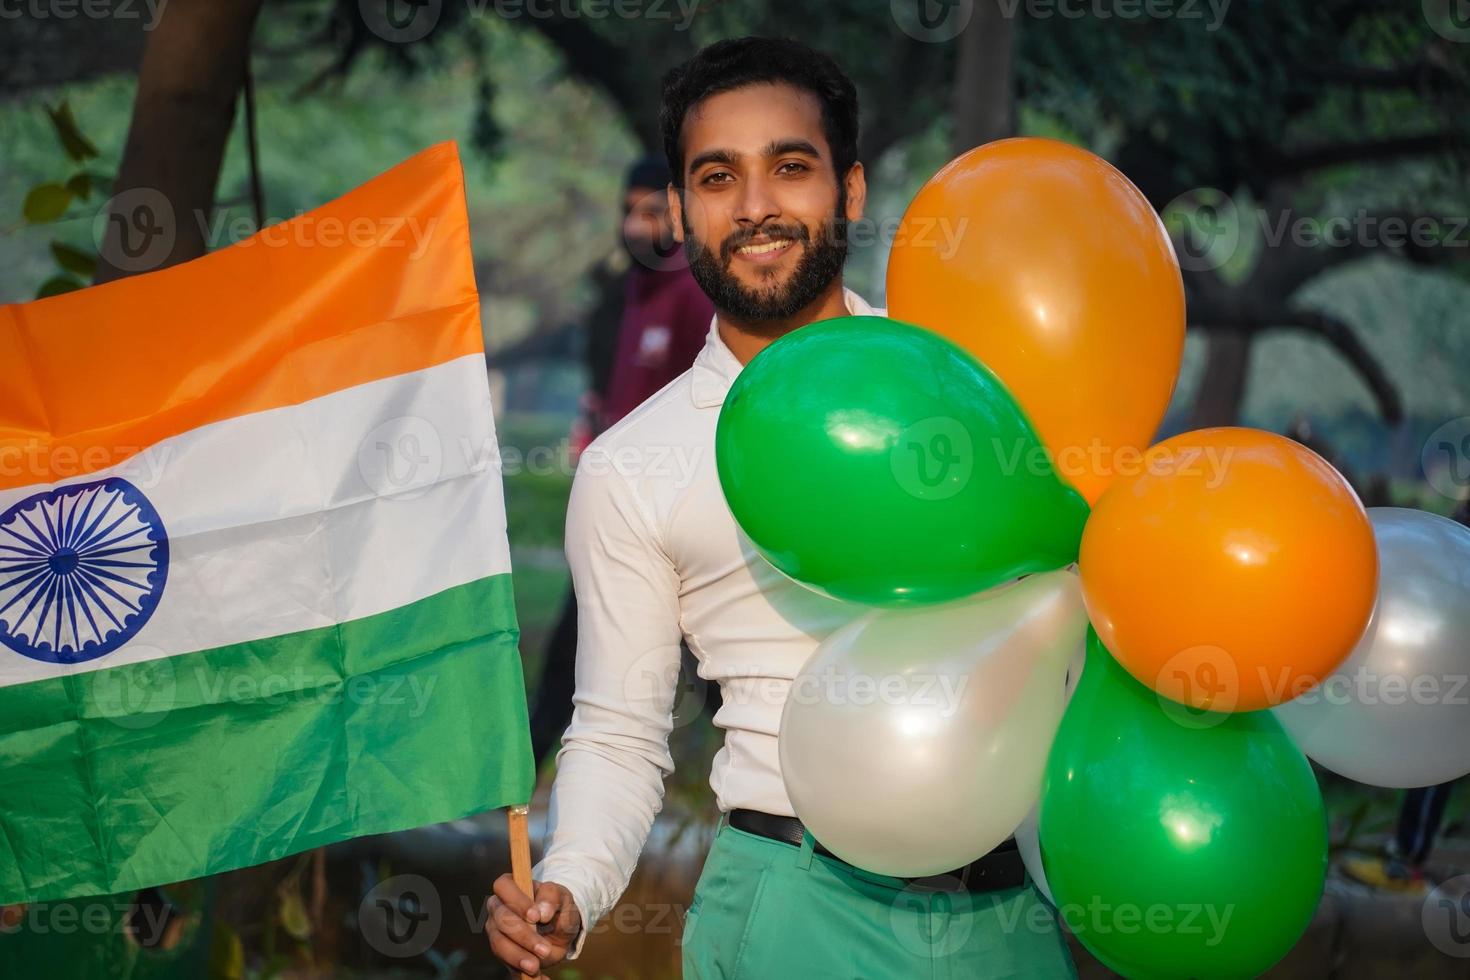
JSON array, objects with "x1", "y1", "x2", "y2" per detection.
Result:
[{"x1": 686, "y1": 138, "x2": 824, "y2": 175}]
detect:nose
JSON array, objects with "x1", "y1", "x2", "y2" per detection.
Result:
[{"x1": 732, "y1": 172, "x2": 781, "y2": 229}]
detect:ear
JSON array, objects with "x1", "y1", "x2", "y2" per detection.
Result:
[
  {"x1": 667, "y1": 183, "x2": 685, "y2": 244},
  {"x1": 843, "y1": 161, "x2": 867, "y2": 224}
]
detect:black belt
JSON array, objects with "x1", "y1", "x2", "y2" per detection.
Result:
[{"x1": 728, "y1": 809, "x2": 1026, "y2": 894}]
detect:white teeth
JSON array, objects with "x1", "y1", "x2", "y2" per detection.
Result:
[{"x1": 737, "y1": 239, "x2": 793, "y2": 255}]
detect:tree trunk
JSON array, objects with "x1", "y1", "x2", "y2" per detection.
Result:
[
  {"x1": 951, "y1": 0, "x2": 1016, "y2": 155},
  {"x1": 1188, "y1": 329, "x2": 1254, "y2": 428},
  {"x1": 95, "y1": 0, "x2": 265, "y2": 284}
]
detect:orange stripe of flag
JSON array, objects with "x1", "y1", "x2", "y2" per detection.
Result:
[{"x1": 0, "y1": 142, "x2": 484, "y2": 493}]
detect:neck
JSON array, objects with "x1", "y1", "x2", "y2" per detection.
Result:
[{"x1": 717, "y1": 279, "x2": 850, "y2": 366}]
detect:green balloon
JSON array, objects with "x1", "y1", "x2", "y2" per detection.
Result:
[
  {"x1": 1040, "y1": 631, "x2": 1327, "y2": 979},
  {"x1": 715, "y1": 315, "x2": 1088, "y2": 606}
]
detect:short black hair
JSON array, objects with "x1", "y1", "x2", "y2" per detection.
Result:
[{"x1": 658, "y1": 37, "x2": 860, "y2": 190}]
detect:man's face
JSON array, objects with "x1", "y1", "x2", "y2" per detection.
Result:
[
  {"x1": 670, "y1": 82, "x2": 866, "y2": 328},
  {"x1": 622, "y1": 186, "x2": 674, "y2": 262}
]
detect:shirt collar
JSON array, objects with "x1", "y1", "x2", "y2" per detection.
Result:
[{"x1": 688, "y1": 286, "x2": 878, "y2": 409}]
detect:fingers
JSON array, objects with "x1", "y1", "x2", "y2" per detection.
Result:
[
  {"x1": 487, "y1": 924, "x2": 542, "y2": 977},
  {"x1": 486, "y1": 877, "x2": 555, "y2": 975},
  {"x1": 531, "y1": 881, "x2": 565, "y2": 930},
  {"x1": 492, "y1": 873, "x2": 533, "y2": 916}
]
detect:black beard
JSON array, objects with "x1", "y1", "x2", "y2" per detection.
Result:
[{"x1": 682, "y1": 196, "x2": 849, "y2": 333}]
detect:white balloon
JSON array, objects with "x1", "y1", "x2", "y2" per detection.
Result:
[
  {"x1": 1275, "y1": 508, "x2": 1470, "y2": 789},
  {"x1": 1016, "y1": 636, "x2": 1087, "y2": 905},
  {"x1": 779, "y1": 570, "x2": 1089, "y2": 877},
  {"x1": 1014, "y1": 804, "x2": 1054, "y2": 904}
]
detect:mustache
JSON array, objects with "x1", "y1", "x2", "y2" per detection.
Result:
[{"x1": 718, "y1": 222, "x2": 812, "y2": 264}]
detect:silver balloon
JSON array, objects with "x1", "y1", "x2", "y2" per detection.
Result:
[
  {"x1": 1016, "y1": 640, "x2": 1087, "y2": 906},
  {"x1": 1275, "y1": 507, "x2": 1470, "y2": 789},
  {"x1": 1014, "y1": 804, "x2": 1055, "y2": 904},
  {"x1": 779, "y1": 570, "x2": 1088, "y2": 877}
]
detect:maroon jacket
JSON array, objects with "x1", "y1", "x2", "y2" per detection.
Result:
[{"x1": 602, "y1": 264, "x2": 714, "y2": 426}]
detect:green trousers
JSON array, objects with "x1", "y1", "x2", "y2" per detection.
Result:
[{"x1": 682, "y1": 819, "x2": 1078, "y2": 979}]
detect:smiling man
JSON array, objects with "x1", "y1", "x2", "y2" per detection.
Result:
[{"x1": 485, "y1": 36, "x2": 1077, "y2": 978}]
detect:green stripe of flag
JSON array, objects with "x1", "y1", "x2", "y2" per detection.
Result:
[{"x1": 0, "y1": 573, "x2": 531, "y2": 904}]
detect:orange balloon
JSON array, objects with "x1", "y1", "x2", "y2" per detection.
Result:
[
  {"x1": 1078, "y1": 428, "x2": 1378, "y2": 713},
  {"x1": 886, "y1": 137, "x2": 1184, "y2": 504}
]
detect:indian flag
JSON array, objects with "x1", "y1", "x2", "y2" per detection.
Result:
[{"x1": 0, "y1": 143, "x2": 533, "y2": 904}]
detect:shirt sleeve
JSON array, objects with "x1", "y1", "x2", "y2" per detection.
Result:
[{"x1": 531, "y1": 445, "x2": 684, "y2": 959}]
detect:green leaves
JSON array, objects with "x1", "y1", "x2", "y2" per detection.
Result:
[
  {"x1": 22, "y1": 183, "x2": 71, "y2": 224},
  {"x1": 21, "y1": 98, "x2": 111, "y2": 296},
  {"x1": 45, "y1": 101, "x2": 99, "y2": 163},
  {"x1": 36, "y1": 275, "x2": 84, "y2": 299},
  {"x1": 50, "y1": 241, "x2": 97, "y2": 279}
]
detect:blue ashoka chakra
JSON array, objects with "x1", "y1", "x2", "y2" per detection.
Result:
[{"x1": 0, "y1": 477, "x2": 169, "y2": 664}]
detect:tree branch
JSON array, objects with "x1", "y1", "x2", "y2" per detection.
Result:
[{"x1": 1263, "y1": 131, "x2": 1461, "y2": 179}]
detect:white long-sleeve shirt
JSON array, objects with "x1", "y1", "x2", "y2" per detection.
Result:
[{"x1": 532, "y1": 288, "x2": 881, "y2": 955}]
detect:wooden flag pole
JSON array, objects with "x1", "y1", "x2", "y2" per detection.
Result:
[{"x1": 507, "y1": 803, "x2": 535, "y2": 980}]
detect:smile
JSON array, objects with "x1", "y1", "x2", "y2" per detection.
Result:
[{"x1": 734, "y1": 238, "x2": 797, "y2": 262}]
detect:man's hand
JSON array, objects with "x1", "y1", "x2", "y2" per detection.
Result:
[{"x1": 485, "y1": 876, "x2": 580, "y2": 977}]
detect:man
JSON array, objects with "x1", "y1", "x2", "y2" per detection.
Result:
[
  {"x1": 529, "y1": 155, "x2": 714, "y2": 764},
  {"x1": 488, "y1": 37, "x2": 1077, "y2": 978}
]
